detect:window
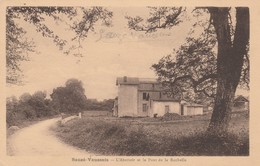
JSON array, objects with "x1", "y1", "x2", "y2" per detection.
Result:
[
  {"x1": 143, "y1": 92, "x2": 149, "y2": 101},
  {"x1": 143, "y1": 104, "x2": 148, "y2": 112},
  {"x1": 143, "y1": 93, "x2": 147, "y2": 100}
]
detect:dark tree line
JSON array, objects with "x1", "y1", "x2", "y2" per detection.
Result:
[
  {"x1": 85, "y1": 99, "x2": 114, "y2": 111},
  {"x1": 6, "y1": 78, "x2": 114, "y2": 127},
  {"x1": 6, "y1": 91, "x2": 56, "y2": 127}
]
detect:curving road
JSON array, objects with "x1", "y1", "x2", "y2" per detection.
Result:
[{"x1": 8, "y1": 118, "x2": 94, "y2": 156}]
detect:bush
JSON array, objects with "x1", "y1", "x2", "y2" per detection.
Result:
[{"x1": 6, "y1": 91, "x2": 59, "y2": 127}]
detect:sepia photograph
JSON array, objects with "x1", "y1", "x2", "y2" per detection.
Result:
[{"x1": 1, "y1": 1, "x2": 259, "y2": 165}]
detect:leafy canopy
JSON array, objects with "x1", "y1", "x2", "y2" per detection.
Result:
[
  {"x1": 50, "y1": 78, "x2": 87, "y2": 113},
  {"x1": 6, "y1": 7, "x2": 113, "y2": 84},
  {"x1": 126, "y1": 7, "x2": 249, "y2": 102}
]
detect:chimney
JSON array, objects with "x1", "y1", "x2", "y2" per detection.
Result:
[{"x1": 123, "y1": 76, "x2": 127, "y2": 82}]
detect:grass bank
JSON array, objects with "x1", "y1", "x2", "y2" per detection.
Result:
[{"x1": 52, "y1": 112, "x2": 249, "y2": 156}]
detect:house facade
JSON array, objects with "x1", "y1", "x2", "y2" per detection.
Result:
[{"x1": 113, "y1": 76, "x2": 203, "y2": 117}]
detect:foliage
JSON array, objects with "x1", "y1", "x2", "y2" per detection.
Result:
[
  {"x1": 151, "y1": 32, "x2": 218, "y2": 102},
  {"x1": 70, "y1": 7, "x2": 112, "y2": 42},
  {"x1": 85, "y1": 99, "x2": 114, "y2": 111},
  {"x1": 126, "y1": 7, "x2": 249, "y2": 133},
  {"x1": 6, "y1": 78, "x2": 88, "y2": 127},
  {"x1": 6, "y1": 7, "x2": 113, "y2": 84},
  {"x1": 50, "y1": 78, "x2": 87, "y2": 114},
  {"x1": 6, "y1": 91, "x2": 55, "y2": 127},
  {"x1": 126, "y1": 7, "x2": 185, "y2": 32},
  {"x1": 6, "y1": 7, "x2": 75, "y2": 84},
  {"x1": 6, "y1": 96, "x2": 23, "y2": 126},
  {"x1": 127, "y1": 7, "x2": 249, "y2": 103},
  {"x1": 29, "y1": 91, "x2": 56, "y2": 117},
  {"x1": 126, "y1": 7, "x2": 217, "y2": 103}
]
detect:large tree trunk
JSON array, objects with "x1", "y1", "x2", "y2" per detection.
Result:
[{"x1": 207, "y1": 7, "x2": 249, "y2": 134}]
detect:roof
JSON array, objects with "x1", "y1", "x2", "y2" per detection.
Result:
[
  {"x1": 150, "y1": 91, "x2": 181, "y2": 102},
  {"x1": 185, "y1": 103, "x2": 204, "y2": 107},
  {"x1": 234, "y1": 95, "x2": 249, "y2": 103},
  {"x1": 139, "y1": 78, "x2": 157, "y2": 83},
  {"x1": 152, "y1": 99, "x2": 180, "y2": 102},
  {"x1": 138, "y1": 83, "x2": 163, "y2": 91},
  {"x1": 116, "y1": 77, "x2": 139, "y2": 85},
  {"x1": 116, "y1": 76, "x2": 158, "y2": 86}
]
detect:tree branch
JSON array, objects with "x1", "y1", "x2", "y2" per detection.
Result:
[
  {"x1": 126, "y1": 7, "x2": 183, "y2": 33},
  {"x1": 172, "y1": 73, "x2": 217, "y2": 86},
  {"x1": 160, "y1": 7, "x2": 183, "y2": 29},
  {"x1": 169, "y1": 73, "x2": 217, "y2": 98},
  {"x1": 194, "y1": 87, "x2": 215, "y2": 98}
]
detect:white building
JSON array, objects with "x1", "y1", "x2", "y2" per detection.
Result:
[{"x1": 113, "y1": 76, "x2": 203, "y2": 117}]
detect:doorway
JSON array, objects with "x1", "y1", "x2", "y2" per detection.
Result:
[
  {"x1": 165, "y1": 105, "x2": 170, "y2": 114},
  {"x1": 181, "y1": 104, "x2": 184, "y2": 115}
]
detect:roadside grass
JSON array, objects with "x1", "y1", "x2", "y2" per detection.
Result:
[
  {"x1": 83, "y1": 110, "x2": 112, "y2": 117},
  {"x1": 51, "y1": 111, "x2": 249, "y2": 156}
]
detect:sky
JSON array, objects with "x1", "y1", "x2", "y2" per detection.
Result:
[{"x1": 6, "y1": 7, "x2": 248, "y2": 100}]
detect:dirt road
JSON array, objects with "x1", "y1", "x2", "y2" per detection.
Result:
[{"x1": 8, "y1": 118, "x2": 94, "y2": 156}]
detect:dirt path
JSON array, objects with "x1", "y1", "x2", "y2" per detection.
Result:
[{"x1": 8, "y1": 118, "x2": 94, "y2": 156}]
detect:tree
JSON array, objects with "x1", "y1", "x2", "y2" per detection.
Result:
[
  {"x1": 102, "y1": 99, "x2": 115, "y2": 111},
  {"x1": 6, "y1": 96, "x2": 19, "y2": 111},
  {"x1": 6, "y1": 7, "x2": 112, "y2": 84},
  {"x1": 29, "y1": 91, "x2": 54, "y2": 117},
  {"x1": 6, "y1": 91, "x2": 58, "y2": 126},
  {"x1": 207, "y1": 7, "x2": 249, "y2": 133},
  {"x1": 85, "y1": 98, "x2": 115, "y2": 111},
  {"x1": 19, "y1": 92, "x2": 32, "y2": 103},
  {"x1": 6, "y1": 96, "x2": 19, "y2": 126},
  {"x1": 126, "y1": 7, "x2": 249, "y2": 134},
  {"x1": 50, "y1": 79, "x2": 87, "y2": 114},
  {"x1": 151, "y1": 32, "x2": 218, "y2": 101}
]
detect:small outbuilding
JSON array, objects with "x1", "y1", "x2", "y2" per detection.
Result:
[
  {"x1": 151, "y1": 99, "x2": 180, "y2": 117},
  {"x1": 182, "y1": 103, "x2": 204, "y2": 116},
  {"x1": 233, "y1": 95, "x2": 249, "y2": 110}
]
